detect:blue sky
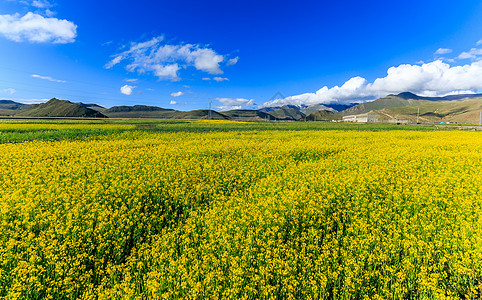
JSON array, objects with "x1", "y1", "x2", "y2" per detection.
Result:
[{"x1": 1, "y1": 0, "x2": 482, "y2": 110}]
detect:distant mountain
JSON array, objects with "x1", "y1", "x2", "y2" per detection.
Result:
[
  {"x1": 261, "y1": 102, "x2": 356, "y2": 114},
  {"x1": 104, "y1": 105, "x2": 176, "y2": 118},
  {"x1": 374, "y1": 98, "x2": 482, "y2": 123},
  {"x1": 80, "y1": 103, "x2": 106, "y2": 112},
  {"x1": 106, "y1": 105, "x2": 173, "y2": 113},
  {"x1": 0, "y1": 100, "x2": 31, "y2": 110},
  {"x1": 222, "y1": 109, "x2": 273, "y2": 121},
  {"x1": 267, "y1": 108, "x2": 305, "y2": 120},
  {"x1": 302, "y1": 103, "x2": 337, "y2": 115},
  {"x1": 306, "y1": 110, "x2": 342, "y2": 121},
  {"x1": 17, "y1": 98, "x2": 107, "y2": 118},
  {"x1": 341, "y1": 92, "x2": 482, "y2": 116},
  {"x1": 259, "y1": 104, "x2": 308, "y2": 113},
  {"x1": 172, "y1": 110, "x2": 230, "y2": 120},
  {"x1": 0, "y1": 100, "x2": 32, "y2": 116}
]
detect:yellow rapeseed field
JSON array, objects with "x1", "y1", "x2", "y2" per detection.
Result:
[{"x1": 0, "y1": 129, "x2": 481, "y2": 299}]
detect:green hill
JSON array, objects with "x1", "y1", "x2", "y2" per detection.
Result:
[
  {"x1": 375, "y1": 98, "x2": 482, "y2": 123},
  {"x1": 0, "y1": 100, "x2": 31, "y2": 116},
  {"x1": 341, "y1": 94, "x2": 430, "y2": 115},
  {"x1": 171, "y1": 110, "x2": 230, "y2": 120},
  {"x1": 341, "y1": 92, "x2": 482, "y2": 117},
  {"x1": 80, "y1": 103, "x2": 106, "y2": 112},
  {"x1": 306, "y1": 110, "x2": 342, "y2": 121},
  {"x1": 268, "y1": 108, "x2": 305, "y2": 120},
  {"x1": 0, "y1": 100, "x2": 31, "y2": 110},
  {"x1": 104, "y1": 105, "x2": 176, "y2": 118},
  {"x1": 221, "y1": 109, "x2": 272, "y2": 121},
  {"x1": 302, "y1": 104, "x2": 337, "y2": 115},
  {"x1": 17, "y1": 98, "x2": 107, "y2": 118}
]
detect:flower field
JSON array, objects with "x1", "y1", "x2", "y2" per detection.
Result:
[{"x1": 0, "y1": 125, "x2": 481, "y2": 299}]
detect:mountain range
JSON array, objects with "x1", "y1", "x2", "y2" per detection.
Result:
[{"x1": 1, "y1": 92, "x2": 481, "y2": 123}]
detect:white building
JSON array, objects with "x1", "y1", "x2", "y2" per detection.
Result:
[
  {"x1": 343, "y1": 113, "x2": 378, "y2": 123},
  {"x1": 388, "y1": 119, "x2": 409, "y2": 124}
]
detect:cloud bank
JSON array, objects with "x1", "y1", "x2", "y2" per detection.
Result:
[
  {"x1": 0, "y1": 12, "x2": 76, "y2": 43},
  {"x1": 216, "y1": 98, "x2": 255, "y2": 111},
  {"x1": 263, "y1": 59, "x2": 482, "y2": 107},
  {"x1": 106, "y1": 36, "x2": 234, "y2": 81}
]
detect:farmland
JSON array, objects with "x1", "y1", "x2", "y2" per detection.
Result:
[{"x1": 0, "y1": 120, "x2": 481, "y2": 299}]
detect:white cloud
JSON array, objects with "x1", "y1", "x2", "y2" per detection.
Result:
[
  {"x1": 202, "y1": 77, "x2": 211, "y2": 81},
  {"x1": 477, "y1": 39, "x2": 482, "y2": 46},
  {"x1": 434, "y1": 48, "x2": 452, "y2": 55},
  {"x1": 0, "y1": 12, "x2": 77, "y2": 44},
  {"x1": 2, "y1": 88, "x2": 16, "y2": 95},
  {"x1": 105, "y1": 55, "x2": 123, "y2": 69},
  {"x1": 105, "y1": 36, "x2": 232, "y2": 81},
  {"x1": 226, "y1": 56, "x2": 239, "y2": 66},
  {"x1": 216, "y1": 98, "x2": 255, "y2": 111},
  {"x1": 31, "y1": 74, "x2": 66, "y2": 83},
  {"x1": 31, "y1": 0, "x2": 52, "y2": 8},
  {"x1": 171, "y1": 91, "x2": 184, "y2": 97},
  {"x1": 152, "y1": 64, "x2": 180, "y2": 81},
  {"x1": 10, "y1": 97, "x2": 48, "y2": 104},
  {"x1": 262, "y1": 60, "x2": 482, "y2": 107},
  {"x1": 169, "y1": 100, "x2": 177, "y2": 105},
  {"x1": 456, "y1": 48, "x2": 482, "y2": 60},
  {"x1": 213, "y1": 77, "x2": 229, "y2": 82},
  {"x1": 124, "y1": 78, "x2": 138, "y2": 82},
  {"x1": 120, "y1": 84, "x2": 135, "y2": 95}
]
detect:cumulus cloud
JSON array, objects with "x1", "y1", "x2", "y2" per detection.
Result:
[
  {"x1": 262, "y1": 60, "x2": 482, "y2": 107},
  {"x1": 31, "y1": 74, "x2": 66, "y2": 83},
  {"x1": 434, "y1": 48, "x2": 452, "y2": 55},
  {"x1": 213, "y1": 77, "x2": 229, "y2": 82},
  {"x1": 0, "y1": 12, "x2": 77, "y2": 43},
  {"x1": 226, "y1": 56, "x2": 239, "y2": 66},
  {"x1": 2, "y1": 88, "x2": 16, "y2": 95},
  {"x1": 120, "y1": 84, "x2": 135, "y2": 95},
  {"x1": 169, "y1": 100, "x2": 177, "y2": 105},
  {"x1": 105, "y1": 36, "x2": 232, "y2": 81},
  {"x1": 456, "y1": 48, "x2": 482, "y2": 60},
  {"x1": 171, "y1": 91, "x2": 184, "y2": 97},
  {"x1": 477, "y1": 39, "x2": 482, "y2": 46},
  {"x1": 216, "y1": 97, "x2": 255, "y2": 111},
  {"x1": 202, "y1": 77, "x2": 211, "y2": 81}
]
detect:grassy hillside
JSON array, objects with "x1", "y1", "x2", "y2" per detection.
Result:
[
  {"x1": 268, "y1": 108, "x2": 305, "y2": 120},
  {"x1": 17, "y1": 98, "x2": 107, "y2": 118},
  {"x1": 221, "y1": 109, "x2": 272, "y2": 121},
  {"x1": 0, "y1": 100, "x2": 31, "y2": 110},
  {"x1": 342, "y1": 92, "x2": 482, "y2": 120},
  {"x1": 104, "y1": 105, "x2": 177, "y2": 118},
  {"x1": 0, "y1": 100, "x2": 31, "y2": 116},
  {"x1": 341, "y1": 94, "x2": 431, "y2": 115},
  {"x1": 375, "y1": 98, "x2": 482, "y2": 123},
  {"x1": 172, "y1": 110, "x2": 230, "y2": 120},
  {"x1": 306, "y1": 110, "x2": 342, "y2": 121},
  {"x1": 302, "y1": 104, "x2": 337, "y2": 115}
]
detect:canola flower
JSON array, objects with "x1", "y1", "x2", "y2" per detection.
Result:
[{"x1": 0, "y1": 129, "x2": 481, "y2": 299}]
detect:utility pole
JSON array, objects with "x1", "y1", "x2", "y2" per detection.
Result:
[
  {"x1": 208, "y1": 99, "x2": 212, "y2": 120},
  {"x1": 417, "y1": 107, "x2": 420, "y2": 124}
]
